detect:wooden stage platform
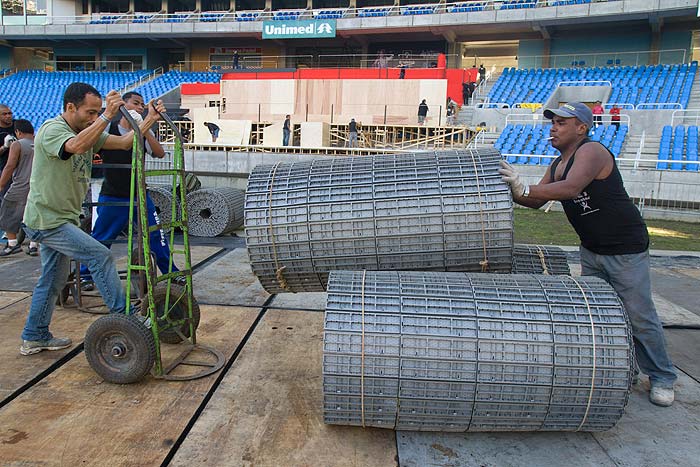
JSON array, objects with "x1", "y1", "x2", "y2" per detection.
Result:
[{"x1": 1, "y1": 240, "x2": 700, "y2": 466}]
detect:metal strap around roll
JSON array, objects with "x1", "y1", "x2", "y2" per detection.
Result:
[
  {"x1": 147, "y1": 186, "x2": 179, "y2": 232},
  {"x1": 322, "y1": 271, "x2": 632, "y2": 432},
  {"x1": 245, "y1": 149, "x2": 514, "y2": 293},
  {"x1": 187, "y1": 187, "x2": 245, "y2": 237},
  {"x1": 512, "y1": 244, "x2": 571, "y2": 275}
]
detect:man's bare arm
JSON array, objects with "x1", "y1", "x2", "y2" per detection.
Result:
[{"x1": 0, "y1": 141, "x2": 20, "y2": 191}]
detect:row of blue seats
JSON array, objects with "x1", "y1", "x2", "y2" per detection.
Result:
[
  {"x1": 358, "y1": 8, "x2": 390, "y2": 17},
  {"x1": 131, "y1": 70, "x2": 220, "y2": 103},
  {"x1": 316, "y1": 10, "x2": 344, "y2": 19},
  {"x1": 496, "y1": 123, "x2": 628, "y2": 162},
  {"x1": 490, "y1": 63, "x2": 697, "y2": 108},
  {"x1": 658, "y1": 125, "x2": 699, "y2": 171},
  {"x1": 0, "y1": 71, "x2": 151, "y2": 128},
  {"x1": 400, "y1": 6, "x2": 437, "y2": 15},
  {"x1": 273, "y1": 11, "x2": 302, "y2": 20}
]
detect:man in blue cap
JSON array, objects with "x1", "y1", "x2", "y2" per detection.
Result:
[{"x1": 499, "y1": 101, "x2": 677, "y2": 407}]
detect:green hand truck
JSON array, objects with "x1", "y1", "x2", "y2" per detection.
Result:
[{"x1": 84, "y1": 106, "x2": 225, "y2": 384}]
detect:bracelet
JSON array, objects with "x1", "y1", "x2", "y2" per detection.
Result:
[{"x1": 98, "y1": 113, "x2": 110, "y2": 124}]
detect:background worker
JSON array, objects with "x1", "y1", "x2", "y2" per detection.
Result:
[
  {"x1": 0, "y1": 119, "x2": 39, "y2": 256},
  {"x1": 19, "y1": 82, "x2": 164, "y2": 356},
  {"x1": 80, "y1": 91, "x2": 184, "y2": 290},
  {"x1": 499, "y1": 102, "x2": 677, "y2": 407},
  {"x1": 348, "y1": 118, "x2": 358, "y2": 148},
  {"x1": 203, "y1": 121, "x2": 220, "y2": 142}
]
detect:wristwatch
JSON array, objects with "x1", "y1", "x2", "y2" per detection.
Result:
[{"x1": 522, "y1": 185, "x2": 530, "y2": 197}]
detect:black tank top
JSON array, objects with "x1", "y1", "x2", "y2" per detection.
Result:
[
  {"x1": 550, "y1": 139, "x2": 649, "y2": 255},
  {"x1": 99, "y1": 120, "x2": 136, "y2": 198}
]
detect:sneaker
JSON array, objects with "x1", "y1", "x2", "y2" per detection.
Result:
[
  {"x1": 80, "y1": 278, "x2": 95, "y2": 291},
  {"x1": 649, "y1": 386, "x2": 674, "y2": 407},
  {"x1": 26, "y1": 246, "x2": 38, "y2": 256},
  {"x1": 0, "y1": 244, "x2": 22, "y2": 256},
  {"x1": 20, "y1": 336, "x2": 73, "y2": 355}
]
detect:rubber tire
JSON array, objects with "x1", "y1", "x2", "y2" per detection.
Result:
[
  {"x1": 84, "y1": 313, "x2": 156, "y2": 384},
  {"x1": 152, "y1": 283, "x2": 200, "y2": 344}
]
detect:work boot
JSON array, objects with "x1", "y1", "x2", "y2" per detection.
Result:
[{"x1": 20, "y1": 336, "x2": 72, "y2": 356}]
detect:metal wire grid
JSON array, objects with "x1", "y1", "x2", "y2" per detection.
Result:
[
  {"x1": 245, "y1": 149, "x2": 514, "y2": 293},
  {"x1": 322, "y1": 271, "x2": 633, "y2": 432}
]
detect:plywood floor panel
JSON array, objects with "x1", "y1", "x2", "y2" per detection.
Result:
[
  {"x1": 0, "y1": 305, "x2": 260, "y2": 467},
  {"x1": 0, "y1": 303, "x2": 99, "y2": 398},
  {"x1": 169, "y1": 309, "x2": 397, "y2": 467}
]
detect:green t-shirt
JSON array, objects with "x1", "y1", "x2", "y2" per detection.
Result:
[{"x1": 23, "y1": 116, "x2": 109, "y2": 230}]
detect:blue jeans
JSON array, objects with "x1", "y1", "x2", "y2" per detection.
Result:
[
  {"x1": 21, "y1": 222, "x2": 126, "y2": 341},
  {"x1": 80, "y1": 193, "x2": 178, "y2": 279},
  {"x1": 283, "y1": 129, "x2": 290, "y2": 146},
  {"x1": 580, "y1": 246, "x2": 677, "y2": 388}
]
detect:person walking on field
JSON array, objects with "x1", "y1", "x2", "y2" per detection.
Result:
[{"x1": 498, "y1": 102, "x2": 677, "y2": 408}]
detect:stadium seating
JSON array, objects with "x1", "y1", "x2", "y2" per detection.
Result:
[
  {"x1": 272, "y1": 11, "x2": 303, "y2": 21},
  {"x1": 236, "y1": 12, "x2": 260, "y2": 21},
  {"x1": 90, "y1": 15, "x2": 124, "y2": 24},
  {"x1": 358, "y1": 7, "x2": 391, "y2": 17},
  {"x1": 0, "y1": 70, "x2": 150, "y2": 129},
  {"x1": 500, "y1": 1, "x2": 537, "y2": 9},
  {"x1": 201, "y1": 12, "x2": 225, "y2": 22},
  {"x1": 400, "y1": 5, "x2": 437, "y2": 15},
  {"x1": 657, "y1": 125, "x2": 699, "y2": 171},
  {"x1": 165, "y1": 14, "x2": 191, "y2": 23},
  {"x1": 131, "y1": 70, "x2": 221, "y2": 103},
  {"x1": 316, "y1": 10, "x2": 345, "y2": 19},
  {"x1": 448, "y1": 2, "x2": 487, "y2": 13},
  {"x1": 489, "y1": 62, "x2": 698, "y2": 108},
  {"x1": 133, "y1": 14, "x2": 154, "y2": 23},
  {"x1": 496, "y1": 123, "x2": 628, "y2": 164}
]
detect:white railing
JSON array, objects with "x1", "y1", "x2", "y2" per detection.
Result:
[
  {"x1": 634, "y1": 130, "x2": 645, "y2": 170},
  {"x1": 603, "y1": 102, "x2": 635, "y2": 110},
  {"x1": 671, "y1": 109, "x2": 700, "y2": 127},
  {"x1": 467, "y1": 128, "x2": 486, "y2": 148},
  {"x1": 635, "y1": 102, "x2": 684, "y2": 110},
  {"x1": 35, "y1": 1, "x2": 680, "y2": 27}
]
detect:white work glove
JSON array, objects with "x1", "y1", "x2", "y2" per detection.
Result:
[
  {"x1": 498, "y1": 159, "x2": 526, "y2": 197},
  {"x1": 3, "y1": 134, "x2": 16, "y2": 148}
]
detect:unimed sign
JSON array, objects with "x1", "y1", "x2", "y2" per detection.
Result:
[{"x1": 262, "y1": 20, "x2": 336, "y2": 39}]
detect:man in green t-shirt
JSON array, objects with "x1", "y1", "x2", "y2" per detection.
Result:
[{"x1": 19, "y1": 82, "x2": 165, "y2": 356}]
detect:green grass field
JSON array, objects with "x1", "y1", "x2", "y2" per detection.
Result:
[{"x1": 514, "y1": 208, "x2": 700, "y2": 251}]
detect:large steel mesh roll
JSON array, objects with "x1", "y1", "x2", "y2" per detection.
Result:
[
  {"x1": 245, "y1": 149, "x2": 513, "y2": 293},
  {"x1": 512, "y1": 244, "x2": 571, "y2": 275},
  {"x1": 187, "y1": 188, "x2": 245, "y2": 237},
  {"x1": 323, "y1": 271, "x2": 633, "y2": 432},
  {"x1": 147, "y1": 186, "x2": 179, "y2": 232}
]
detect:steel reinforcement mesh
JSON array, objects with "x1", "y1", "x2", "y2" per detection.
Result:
[
  {"x1": 245, "y1": 149, "x2": 514, "y2": 293},
  {"x1": 322, "y1": 271, "x2": 633, "y2": 432},
  {"x1": 187, "y1": 187, "x2": 245, "y2": 237},
  {"x1": 512, "y1": 244, "x2": 571, "y2": 275}
]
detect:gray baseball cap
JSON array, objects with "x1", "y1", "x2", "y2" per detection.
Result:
[{"x1": 543, "y1": 102, "x2": 593, "y2": 128}]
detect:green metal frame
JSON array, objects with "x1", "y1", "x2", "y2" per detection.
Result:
[{"x1": 122, "y1": 109, "x2": 195, "y2": 377}]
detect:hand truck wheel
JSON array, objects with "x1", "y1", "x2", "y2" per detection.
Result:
[{"x1": 84, "y1": 313, "x2": 156, "y2": 384}]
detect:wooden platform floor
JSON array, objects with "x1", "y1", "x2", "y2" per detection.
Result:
[{"x1": 1, "y1": 248, "x2": 699, "y2": 467}]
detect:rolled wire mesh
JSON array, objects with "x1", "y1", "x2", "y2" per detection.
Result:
[
  {"x1": 187, "y1": 187, "x2": 245, "y2": 237},
  {"x1": 245, "y1": 149, "x2": 514, "y2": 293},
  {"x1": 147, "y1": 186, "x2": 179, "y2": 232},
  {"x1": 323, "y1": 270, "x2": 633, "y2": 432},
  {"x1": 512, "y1": 244, "x2": 571, "y2": 275}
]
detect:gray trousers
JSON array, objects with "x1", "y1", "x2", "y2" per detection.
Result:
[
  {"x1": 348, "y1": 131, "x2": 358, "y2": 147},
  {"x1": 580, "y1": 246, "x2": 677, "y2": 388}
]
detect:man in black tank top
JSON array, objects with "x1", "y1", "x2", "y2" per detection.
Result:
[{"x1": 499, "y1": 101, "x2": 677, "y2": 407}]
